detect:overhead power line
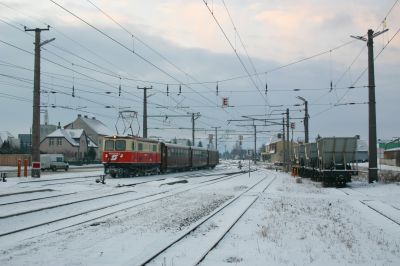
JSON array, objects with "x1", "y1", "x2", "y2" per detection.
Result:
[{"x1": 202, "y1": 0, "x2": 266, "y2": 102}]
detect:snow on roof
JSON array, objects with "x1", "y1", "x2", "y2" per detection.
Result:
[
  {"x1": 66, "y1": 129, "x2": 84, "y2": 139},
  {"x1": 385, "y1": 147, "x2": 400, "y2": 152},
  {"x1": 87, "y1": 137, "x2": 98, "y2": 148},
  {"x1": 80, "y1": 116, "x2": 114, "y2": 136},
  {"x1": 47, "y1": 129, "x2": 79, "y2": 146},
  {"x1": 268, "y1": 135, "x2": 282, "y2": 145}
]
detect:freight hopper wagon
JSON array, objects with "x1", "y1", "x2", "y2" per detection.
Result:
[
  {"x1": 293, "y1": 144, "x2": 306, "y2": 177},
  {"x1": 316, "y1": 137, "x2": 358, "y2": 187},
  {"x1": 302, "y1": 142, "x2": 318, "y2": 179}
]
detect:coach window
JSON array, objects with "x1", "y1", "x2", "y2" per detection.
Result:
[
  {"x1": 104, "y1": 140, "x2": 114, "y2": 151},
  {"x1": 138, "y1": 142, "x2": 143, "y2": 151},
  {"x1": 115, "y1": 140, "x2": 126, "y2": 151}
]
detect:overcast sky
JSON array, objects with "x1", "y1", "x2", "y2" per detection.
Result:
[{"x1": 0, "y1": 0, "x2": 399, "y2": 150}]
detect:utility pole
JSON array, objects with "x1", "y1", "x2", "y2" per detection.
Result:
[
  {"x1": 297, "y1": 96, "x2": 309, "y2": 143},
  {"x1": 25, "y1": 26, "x2": 53, "y2": 178},
  {"x1": 286, "y1": 108, "x2": 290, "y2": 171},
  {"x1": 253, "y1": 124, "x2": 257, "y2": 164},
  {"x1": 211, "y1": 126, "x2": 221, "y2": 150},
  {"x1": 282, "y1": 117, "x2": 286, "y2": 168},
  {"x1": 137, "y1": 86, "x2": 152, "y2": 138},
  {"x1": 191, "y1": 112, "x2": 201, "y2": 146},
  {"x1": 351, "y1": 28, "x2": 388, "y2": 183}
]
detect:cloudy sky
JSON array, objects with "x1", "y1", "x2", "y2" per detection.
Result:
[{"x1": 0, "y1": 0, "x2": 399, "y2": 150}]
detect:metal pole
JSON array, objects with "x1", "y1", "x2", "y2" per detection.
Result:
[
  {"x1": 254, "y1": 124, "x2": 257, "y2": 164},
  {"x1": 351, "y1": 28, "x2": 387, "y2": 183},
  {"x1": 304, "y1": 100, "x2": 309, "y2": 143},
  {"x1": 367, "y1": 29, "x2": 378, "y2": 183},
  {"x1": 137, "y1": 86, "x2": 152, "y2": 138},
  {"x1": 282, "y1": 117, "x2": 286, "y2": 167},
  {"x1": 25, "y1": 26, "x2": 50, "y2": 177},
  {"x1": 286, "y1": 108, "x2": 290, "y2": 171},
  {"x1": 32, "y1": 29, "x2": 41, "y2": 170},
  {"x1": 192, "y1": 113, "x2": 195, "y2": 146},
  {"x1": 212, "y1": 126, "x2": 221, "y2": 150}
]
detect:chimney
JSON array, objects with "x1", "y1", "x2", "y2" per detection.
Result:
[
  {"x1": 84, "y1": 115, "x2": 88, "y2": 118},
  {"x1": 57, "y1": 122, "x2": 61, "y2": 129},
  {"x1": 92, "y1": 117, "x2": 96, "y2": 120},
  {"x1": 78, "y1": 114, "x2": 81, "y2": 118}
]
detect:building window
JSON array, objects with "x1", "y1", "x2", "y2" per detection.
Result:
[
  {"x1": 49, "y1": 139, "x2": 54, "y2": 146},
  {"x1": 57, "y1": 138, "x2": 62, "y2": 145}
]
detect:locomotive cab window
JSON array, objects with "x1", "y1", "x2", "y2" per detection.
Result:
[
  {"x1": 104, "y1": 140, "x2": 114, "y2": 151},
  {"x1": 152, "y1": 144, "x2": 157, "y2": 152},
  {"x1": 131, "y1": 142, "x2": 135, "y2": 151},
  {"x1": 115, "y1": 140, "x2": 126, "y2": 151}
]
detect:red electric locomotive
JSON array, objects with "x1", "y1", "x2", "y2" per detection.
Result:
[
  {"x1": 102, "y1": 136, "x2": 161, "y2": 177},
  {"x1": 102, "y1": 135, "x2": 219, "y2": 177}
]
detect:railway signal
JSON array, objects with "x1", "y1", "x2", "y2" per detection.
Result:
[{"x1": 222, "y1": 97, "x2": 229, "y2": 107}]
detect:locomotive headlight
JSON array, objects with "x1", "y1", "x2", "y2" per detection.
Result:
[
  {"x1": 105, "y1": 154, "x2": 108, "y2": 158},
  {"x1": 120, "y1": 154, "x2": 124, "y2": 158}
]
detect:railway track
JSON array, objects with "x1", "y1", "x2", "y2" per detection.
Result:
[
  {"x1": 0, "y1": 170, "x2": 252, "y2": 243},
  {"x1": 128, "y1": 170, "x2": 277, "y2": 266},
  {"x1": 337, "y1": 187, "x2": 400, "y2": 227}
]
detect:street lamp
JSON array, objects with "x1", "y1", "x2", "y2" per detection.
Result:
[{"x1": 296, "y1": 96, "x2": 309, "y2": 143}]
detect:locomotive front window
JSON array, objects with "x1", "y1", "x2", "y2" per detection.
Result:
[
  {"x1": 104, "y1": 140, "x2": 114, "y2": 151},
  {"x1": 115, "y1": 140, "x2": 126, "y2": 151}
]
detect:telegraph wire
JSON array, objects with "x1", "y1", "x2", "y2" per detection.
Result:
[
  {"x1": 220, "y1": 0, "x2": 265, "y2": 95},
  {"x1": 50, "y1": 0, "x2": 230, "y2": 120},
  {"x1": 202, "y1": 0, "x2": 266, "y2": 102},
  {"x1": 84, "y1": 0, "x2": 235, "y2": 118}
]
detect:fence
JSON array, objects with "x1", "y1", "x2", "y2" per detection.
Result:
[{"x1": 0, "y1": 154, "x2": 31, "y2": 166}]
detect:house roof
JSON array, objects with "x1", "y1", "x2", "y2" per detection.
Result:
[
  {"x1": 46, "y1": 129, "x2": 82, "y2": 146},
  {"x1": 268, "y1": 135, "x2": 283, "y2": 145},
  {"x1": 87, "y1": 137, "x2": 98, "y2": 148},
  {"x1": 80, "y1": 116, "x2": 113, "y2": 136}
]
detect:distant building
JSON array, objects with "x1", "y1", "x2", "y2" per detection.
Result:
[
  {"x1": 40, "y1": 128, "x2": 98, "y2": 161},
  {"x1": 383, "y1": 147, "x2": 400, "y2": 167},
  {"x1": 261, "y1": 135, "x2": 299, "y2": 164},
  {"x1": 64, "y1": 114, "x2": 113, "y2": 159}
]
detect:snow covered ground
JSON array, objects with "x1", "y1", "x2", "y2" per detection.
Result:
[{"x1": 0, "y1": 160, "x2": 399, "y2": 265}]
